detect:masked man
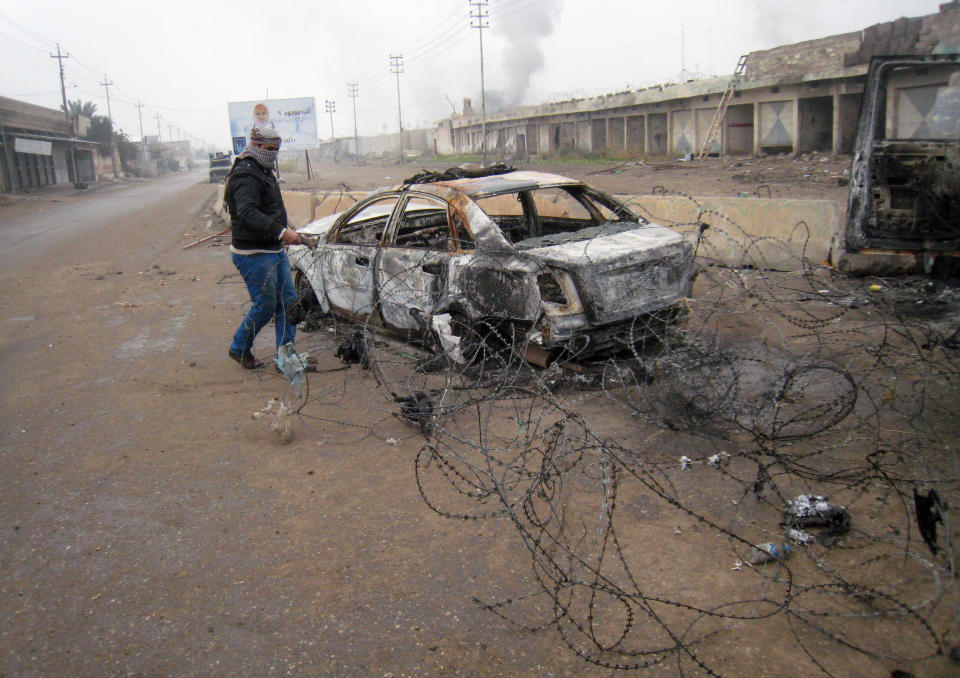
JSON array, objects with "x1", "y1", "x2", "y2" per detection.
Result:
[{"x1": 224, "y1": 126, "x2": 305, "y2": 370}]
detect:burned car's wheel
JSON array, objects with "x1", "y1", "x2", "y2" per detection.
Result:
[
  {"x1": 292, "y1": 269, "x2": 325, "y2": 329},
  {"x1": 448, "y1": 314, "x2": 521, "y2": 366}
]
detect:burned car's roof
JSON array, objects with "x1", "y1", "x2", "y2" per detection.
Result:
[
  {"x1": 397, "y1": 169, "x2": 587, "y2": 198},
  {"x1": 425, "y1": 171, "x2": 581, "y2": 198}
]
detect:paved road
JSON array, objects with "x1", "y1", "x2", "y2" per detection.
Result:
[{"x1": 0, "y1": 170, "x2": 208, "y2": 269}]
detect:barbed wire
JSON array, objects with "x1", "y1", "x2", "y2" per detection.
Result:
[{"x1": 221, "y1": 189, "x2": 960, "y2": 676}]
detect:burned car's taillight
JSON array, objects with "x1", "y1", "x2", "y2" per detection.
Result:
[{"x1": 537, "y1": 271, "x2": 568, "y2": 305}]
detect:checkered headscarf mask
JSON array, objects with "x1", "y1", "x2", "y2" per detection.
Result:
[{"x1": 239, "y1": 126, "x2": 282, "y2": 169}]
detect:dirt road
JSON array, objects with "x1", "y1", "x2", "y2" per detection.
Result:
[{"x1": 0, "y1": 169, "x2": 605, "y2": 676}]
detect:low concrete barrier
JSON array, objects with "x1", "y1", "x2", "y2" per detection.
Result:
[
  {"x1": 619, "y1": 194, "x2": 842, "y2": 270},
  {"x1": 219, "y1": 185, "x2": 841, "y2": 272},
  {"x1": 213, "y1": 184, "x2": 228, "y2": 222},
  {"x1": 281, "y1": 190, "x2": 318, "y2": 229},
  {"x1": 313, "y1": 190, "x2": 365, "y2": 221}
]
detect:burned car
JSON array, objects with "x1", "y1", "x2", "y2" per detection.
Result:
[{"x1": 288, "y1": 166, "x2": 694, "y2": 363}]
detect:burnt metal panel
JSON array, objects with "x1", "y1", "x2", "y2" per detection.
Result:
[{"x1": 845, "y1": 55, "x2": 960, "y2": 253}]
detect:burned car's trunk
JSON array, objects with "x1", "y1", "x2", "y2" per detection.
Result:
[
  {"x1": 844, "y1": 55, "x2": 960, "y2": 271},
  {"x1": 523, "y1": 229, "x2": 692, "y2": 323}
]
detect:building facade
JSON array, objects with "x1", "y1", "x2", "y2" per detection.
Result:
[
  {"x1": 437, "y1": 2, "x2": 960, "y2": 159},
  {"x1": 0, "y1": 96, "x2": 101, "y2": 192}
]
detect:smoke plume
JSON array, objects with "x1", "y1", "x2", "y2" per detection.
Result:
[{"x1": 499, "y1": 0, "x2": 564, "y2": 106}]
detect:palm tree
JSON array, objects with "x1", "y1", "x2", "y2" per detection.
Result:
[{"x1": 64, "y1": 100, "x2": 97, "y2": 117}]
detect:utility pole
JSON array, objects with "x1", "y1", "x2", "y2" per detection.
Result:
[
  {"x1": 100, "y1": 73, "x2": 118, "y2": 178},
  {"x1": 470, "y1": 0, "x2": 489, "y2": 165},
  {"x1": 155, "y1": 113, "x2": 163, "y2": 177},
  {"x1": 50, "y1": 43, "x2": 76, "y2": 181},
  {"x1": 135, "y1": 101, "x2": 147, "y2": 168},
  {"x1": 390, "y1": 55, "x2": 404, "y2": 161},
  {"x1": 325, "y1": 99, "x2": 336, "y2": 162},
  {"x1": 347, "y1": 82, "x2": 360, "y2": 163},
  {"x1": 680, "y1": 22, "x2": 686, "y2": 81},
  {"x1": 50, "y1": 43, "x2": 70, "y2": 123}
]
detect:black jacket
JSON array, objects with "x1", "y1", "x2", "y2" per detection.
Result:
[{"x1": 225, "y1": 157, "x2": 288, "y2": 251}]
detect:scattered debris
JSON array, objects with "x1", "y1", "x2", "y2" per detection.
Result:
[
  {"x1": 783, "y1": 494, "x2": 850, "y2": 546},
  {"x1": 276, "y1": 344, "x2": 308, "y2": 397},
  {"x1": 746, "y1": 542, "x2": 790, "y2": 565},
  {"x1": 252, "y1": 399, "x2": 293, "y2": 444},
  {"x1": 913, "y1": 488, "x2": 944, "y2": 555},
  {"x1": 335, "y1": 332, "x2": 369, "y2": 368},
  {"x1": 394, "y1": 391, "x2": 434, "y2": 435}
]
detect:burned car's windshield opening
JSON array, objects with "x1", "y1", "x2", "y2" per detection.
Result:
[{"x1": 472, "y1": 185, "x2": 643, "y2": 249}]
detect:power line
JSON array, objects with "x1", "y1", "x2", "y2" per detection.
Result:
[{"x1": 0, "y1": 11, "x2": 55, "y2": 48}]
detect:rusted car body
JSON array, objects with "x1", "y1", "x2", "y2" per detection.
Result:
[{"x1": 288, "y1": 168, "x2": 694, "y2": 361}]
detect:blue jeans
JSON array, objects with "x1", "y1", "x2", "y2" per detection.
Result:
[{"x1": 230, "y1": 251, "x2": 297, "y2": 357}]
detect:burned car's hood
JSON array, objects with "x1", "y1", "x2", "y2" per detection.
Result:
[{"x1": 298, "y1": 213, "x2": 338, "y2": 238}]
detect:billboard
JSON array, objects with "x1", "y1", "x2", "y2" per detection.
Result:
[{"x1": 227, "y1": 97, "x2": 318, "y2": 154}]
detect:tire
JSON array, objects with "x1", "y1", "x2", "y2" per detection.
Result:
[{"x1": 292, "y1": 269, "x2": 325, "y2": 328}]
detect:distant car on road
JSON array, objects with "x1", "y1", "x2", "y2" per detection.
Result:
[
  {"x1": 208, "y1": 152, "x2": 232, "y2": 183},
  {"x1": 288, "y1": 165, "x2": 694, "y2": 363}
]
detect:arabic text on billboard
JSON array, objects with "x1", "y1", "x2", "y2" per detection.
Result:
[{"x1": 227, "y1": 97, "x2": 318, "y2": 152}]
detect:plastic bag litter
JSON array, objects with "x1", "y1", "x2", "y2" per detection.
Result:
[{"x1": 277, "y1": 343, "x2": 307, "y2": 397}]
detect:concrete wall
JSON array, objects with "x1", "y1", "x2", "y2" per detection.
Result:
[
  {"x1": 746, "y1": 32, "x2": 862, "y2": 80},
  {"x1": 622, "y1": 194, "x2": 841, "y2": 269},
  {"x1": 210, "y1": 181, "x2": 840, "y2": 273}
]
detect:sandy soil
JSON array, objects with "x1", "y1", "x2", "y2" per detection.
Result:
[
  {"x1": 281, "y1": 152, "x2": 852, "y2": 202},
  {"x1": 0, "y1": 158, "x2": 956, "y2": 678}
]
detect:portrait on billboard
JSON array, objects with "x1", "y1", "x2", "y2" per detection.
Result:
[{"x1": 227, "y1": 97, "x2": 318, "y2": 149}]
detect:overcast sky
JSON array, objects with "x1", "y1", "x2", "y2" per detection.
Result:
[{"x1": 0, "y1": 0, "x2": 944, "y2": 150}]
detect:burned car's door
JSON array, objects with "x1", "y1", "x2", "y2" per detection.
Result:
[
  {"x1": 321, "y1": 195, "x2": 399, "y2": 321},
  {"x1": 846, "y1": 55, "x2": 960, "y2": 254},
  {"x1": 378, "y1": 193, "x2": 464, "y2": 334}
]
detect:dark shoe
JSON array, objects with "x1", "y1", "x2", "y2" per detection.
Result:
[{"x1": 229, "y1": 348, "x2": 264, "y2": 369}]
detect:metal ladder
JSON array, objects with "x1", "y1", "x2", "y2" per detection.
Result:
[{"x1": 697, "y1": 55, "x2": 748, "y2": 160}]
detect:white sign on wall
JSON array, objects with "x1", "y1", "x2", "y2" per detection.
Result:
[
  {"x1": 227, "y1": 97, "x2": 318, "y2": 154},
  {"x1": 15, "y1": 138, "x2": 53, "y2": 156}
]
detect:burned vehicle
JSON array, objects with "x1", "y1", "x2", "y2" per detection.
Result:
[
  {"x1": 843, "y1": 54, "x2": 960, "y2": 273},
  {"x1": 288, "y1": 166, "x2": 694, "y2": 363},
  {"x1": 208, "y1": 152, "x2": 232, "y2": 183}
]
